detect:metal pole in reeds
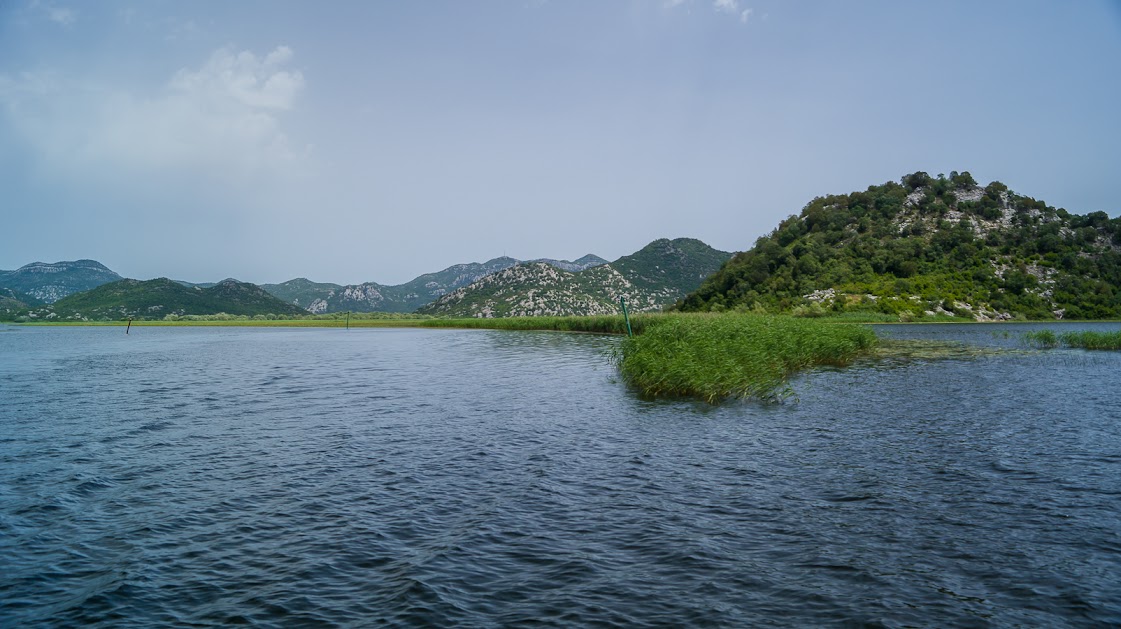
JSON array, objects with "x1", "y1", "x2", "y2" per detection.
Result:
[{"x1": 620, "y1": 297, "x2": 633, "y2": 337}]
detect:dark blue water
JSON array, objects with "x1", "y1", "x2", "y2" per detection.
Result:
[{"x1": 1, "y1": 323, "x2": 1119, "y2": 627}]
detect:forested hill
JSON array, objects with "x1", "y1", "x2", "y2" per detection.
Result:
[
  {"x1": 677, "y1": 172, "x2": 1121, "y2": 320},
  {"x1": 38, "y1": 278, "x2": 308, "y2": 320}
]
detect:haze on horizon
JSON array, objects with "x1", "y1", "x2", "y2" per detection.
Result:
[{"x1": 1, "y1": 0, "x2": 1119, "y2": 286}]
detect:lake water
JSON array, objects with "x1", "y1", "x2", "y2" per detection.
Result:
[{"x1": 1, "y1": 323, "x2": 1119, "y2": 627}]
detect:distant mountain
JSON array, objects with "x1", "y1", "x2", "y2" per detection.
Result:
[
  {"x1": 36, "y1": 278, "x2": 307, "y2": 321},
  {"x1": 262, "y1": 255, "x2": 606, "y2": 314},
  {"x1": 174, "y1": 280, "x2": 218, "y2": 289},
  {"x1": 676, "y1": 171, "x2": 1121, "y2": 320},
  {"x1": 527, "y1": 254, "x2": 608, "y2": 273},
  {"x1": 259, "y1": 278, "x2": 343, "y2": 311},
  {"x1": 0, "y1": 260, "x2": 122, "y2": 303},
  {"x1": 417, "y1": 238, "x2": 731, "y2": 317}
]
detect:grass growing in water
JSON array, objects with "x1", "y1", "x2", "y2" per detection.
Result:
[
  {"x1": 1025, "y1": 329, "x2": 1121, "y2": 350},
  {"x1": 1022, "y1": 329, "x2": 1059, "y2": 348},
  {"x1": 616, "y1": 314, "x2": 877, "y2": 403}
]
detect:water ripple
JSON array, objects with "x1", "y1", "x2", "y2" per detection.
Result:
[{"x1": 1, "y1": 324, "x2": 1120, "y2": 626}]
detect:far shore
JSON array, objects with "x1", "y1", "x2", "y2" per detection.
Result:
[{"x1": 7, "y1": 316, "x2": 1121, "y2": 330}]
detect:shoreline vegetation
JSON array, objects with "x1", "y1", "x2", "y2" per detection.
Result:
[
  {"x1": 10, "y1": 314, "x2": 1119, "y2": 402},
  {"x1": 1023, "y1": 329, "x2": 1121, "y2": 350},
  {"x1": 14, "y1": 313, "x2": 878, "y2": 402}
]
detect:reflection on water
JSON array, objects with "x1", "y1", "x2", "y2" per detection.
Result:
[{"x1": 1, "y1": 323, "x2": 1119, "y2": 626}]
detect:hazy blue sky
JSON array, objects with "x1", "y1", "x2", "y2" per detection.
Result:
[{"x1": 2, "y1": 1, "x2": 1119, "y2": 284}]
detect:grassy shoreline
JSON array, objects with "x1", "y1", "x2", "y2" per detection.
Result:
[
  {"x1": 9, "y1": 315, "x2": 1117, "y2": 403},
  {"x1": 10, "y1": 315, "x2": 655, "y2": 332},
  {"x1": 12, "y1": 315, "x2": 1120, "y2": 328}
]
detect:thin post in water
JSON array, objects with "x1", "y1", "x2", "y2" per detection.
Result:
[
  {"x1": 346, "y1": 311, "x2": 350, "y2": 330},
  {"x1": 620, "y1": 297, "x2": 633, "y2": 337},
  {"x1": 126, "y1": 318, "x2": 132, "y2": 334}
]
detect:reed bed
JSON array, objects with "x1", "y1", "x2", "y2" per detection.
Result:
[
  {"x1": 615, "y1": 314, "x2": 877, "y2": 403},
  {"x1": 1024, "y1": 329, "x2": 1121, "y2": 350}
]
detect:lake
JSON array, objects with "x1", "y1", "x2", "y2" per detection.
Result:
[{"x1": 1, "y1": 323, "x2": 1119, "y2": 626}]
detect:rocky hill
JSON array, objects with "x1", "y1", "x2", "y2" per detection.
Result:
[
  {"x1": 0, "y1": 287, "x2": 36, "y2": 317},
  {"x1": 0, "y1": 260, "x2": 122, "y2": 303},
  {"x1": 677, "y1": 171, "x2": 1121, "y2": 320},
  {"x1": 33, "y1": 278, "x2": 307, "y2": 321},
  {"x1": 417, "y1": 238, "x2": 731, "y2": 317},
  {"x1": 262, "y1": 255, "x2": 607, "y2": 314}
]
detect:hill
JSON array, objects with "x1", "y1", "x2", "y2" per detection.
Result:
[
  {"x1": 676, "y1": 171, "x2": 1121, "y2": 320},
  {"x1": 262, "y1": 255, "x2": 607, "y2": 314},
  {"x1": 1, "y1": 287, "x2": 36, "y2": 316},
  {"x1": 0, "y1": 260, "x2": 122, "y2": 303},
  {"x1": 259, "y1": 277, "x2": 344, "y2": 312},
  {"x1": 33, "y1": 278, "x2": 307, "y2": 321},
  {"x1": 417, "y1": 238, "x2": 731, "y2": 317}
]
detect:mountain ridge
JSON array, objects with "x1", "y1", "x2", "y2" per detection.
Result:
[
  {"x1": 0, "y1": 259, "x2": 123, "y2": 303},
  {"x1": 261, "y1": 255, "x2": 608, "y2": 314},
  {"x1": 418, "y1": 238, "x2": 731, "y2": 317},
  {"x1": 35, "y1": 277, "x2": 308, "y2": 321}
]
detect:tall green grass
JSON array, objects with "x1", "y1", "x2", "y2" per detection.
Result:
[
  {"x1": 616, "y1": 314, "x2": 877, "y2": 403},
  {"x1": 1025, "y1": 329, "x2": 1121, "y2": 350}
]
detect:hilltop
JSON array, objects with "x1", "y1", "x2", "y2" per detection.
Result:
[
  {"x1": 262, "y1": 255, "x2": 607, "y2": 314},
  {"x1": 677, "y1": 171, "x2": 1121, "y2": 320},
  {"x1": 418, "y1": 238, "x2": 730, "y2": 317},
  {"x1": 32, "y1": 278, "x2": 307, "y2": 321},
  {"x1": 0, "y1": 260, "x2": 122, "y2": 303}
]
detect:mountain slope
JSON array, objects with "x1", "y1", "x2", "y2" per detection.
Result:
[
  {"x1": 262, "y1": 255, "x2": 607, "y2": 314},
  {"x1": 40, "y1": 278, "x2": 307, "y2": 320},
  {"x1": 417, "y1": 238, "x2": 731, "y2": 317},
  {"x1": 260, "y1": 278, "x2": 344, "y2": 312},
  {"x1": 1, "y1": 287, "x2": 35, "y2": 316},
  {"x1": 677, "y1": 171, "x2": 1121, "y2": 320},
  {"x1": 0, "y1": 260, "x2": 122, "y2": 303}
]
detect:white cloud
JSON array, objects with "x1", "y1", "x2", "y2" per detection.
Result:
[
  {"x1": 169, "y1": 46, "x2": 304, "y2": 111},
  {"x1": 0, "y1": 46, "x2": 309, "y2": 193},
  {"x1": 712, "y1": 0, "x2": 753, "y2": 23},
  {"x1": 714, "y1": 0, "x2": 738, "y2": 14},
  {"x1": 663, "y1": 0, "x2": 688, "y2": 8}
]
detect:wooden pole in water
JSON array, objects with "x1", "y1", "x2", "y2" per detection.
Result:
[
  {"x1": 346, "y1": 311, "x2": 350, "y2": 330},
  {"x1": 620, "y1": 297, "x2": 633, "y2": 337},
  {"x1": 126, "y1": 318, "x2": 132, "y2": 334}
]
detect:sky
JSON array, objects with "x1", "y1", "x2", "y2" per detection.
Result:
[{"x1": 1, "y1": 1, "x2": 1119, "y2": 285}]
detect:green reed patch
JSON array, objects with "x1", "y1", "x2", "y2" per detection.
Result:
[
  {"x1": 1022, "y1": 329, "x2": 1060, "y2": 348},
  {"x1": 1025, "y1": 329, "x2": 1121, "y2": 350},
  {"x1": 615, "y1": 314, "x2": 877, "y2": 403}
]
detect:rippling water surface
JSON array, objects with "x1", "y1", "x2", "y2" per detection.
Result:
[{"x1": 1, "y1": 323, "x2": 1119, "y2": 627}]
